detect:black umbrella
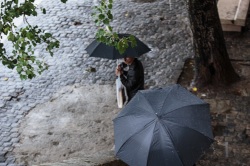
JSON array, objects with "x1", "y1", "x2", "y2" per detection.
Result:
[
  {"x1": 113, "y1": 84, "x2": 214, "y2": 166},
  {"x1": 85, "y1": 34, "x2": 151, "y2": 59}
]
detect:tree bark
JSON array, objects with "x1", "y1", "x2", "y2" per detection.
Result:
[{"x1": 187, "y1": 0, "x2": 240, "y2": 87}]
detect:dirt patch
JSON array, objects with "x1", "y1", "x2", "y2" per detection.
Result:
[
  {"x1": 177, "y1": 58, "x2": 250, "y2": 96},
  {"x1": 14, "y1": 84, "x2": 121, "y2": 166},
  {"x1": 177, "y1": 58, "x2": 250, "y2": 166}
]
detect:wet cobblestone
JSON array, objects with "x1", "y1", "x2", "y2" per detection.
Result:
[
  {"x1": 0, "y1": 0, "x2": 192, "y2": 165},
  {"x1": 0, "y1": 0, "x2": 250, "y2": 165}
]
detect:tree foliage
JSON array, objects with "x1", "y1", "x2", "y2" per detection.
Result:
[
  {"x1": 1, "y1": 0, "x2": 239, "y2": 87},
  {"x1": 92, "y1": 0, "x2": 137, "y2": 54},
  {"x1": 0, "y1": 0, "x2": 66, "y2": 79},
  {"x1": 0, "y1": 0, "x2": 136, "y2": 80}
]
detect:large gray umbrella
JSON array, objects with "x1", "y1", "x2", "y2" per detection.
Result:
[
  {"x1": 85, "y1": 34, "x2": 151, "y2": 60},
  {"x1": 113, "y1": 84, "x2": 214, "y2": 166}
]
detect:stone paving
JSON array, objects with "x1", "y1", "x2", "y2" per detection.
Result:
[
  {"x1": 0, "y1": 0, "x2": 249, "y2": 165},
  {"x1": 0, "y1": 0, "x2": 193, "y2": 165}
]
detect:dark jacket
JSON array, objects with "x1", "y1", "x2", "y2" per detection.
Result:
[{"x1": 120, "y1": 58, "x2": 144, "y2": 101}]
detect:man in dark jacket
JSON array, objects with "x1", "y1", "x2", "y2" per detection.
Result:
[{"x1": 115, "y1": 57, "x2": 144, "y2": 102}]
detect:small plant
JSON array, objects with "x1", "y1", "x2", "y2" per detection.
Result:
[{"x1": 92, "y1": 0, "x2": 137, "y2": 54}]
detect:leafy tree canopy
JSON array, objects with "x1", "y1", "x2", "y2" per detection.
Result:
[{"x1": 0, "y1": 0, "x2": 134, "y2": 80}]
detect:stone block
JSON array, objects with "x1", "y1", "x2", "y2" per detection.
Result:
[{"x1": 0, "y1": 155, "x2": 6, "y2": 163}]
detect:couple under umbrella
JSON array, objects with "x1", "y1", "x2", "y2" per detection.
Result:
[{"x1": 86, "y1": 34, "x2": 214, "y2": 166}]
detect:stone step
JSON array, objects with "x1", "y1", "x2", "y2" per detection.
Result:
[{"x1": 218, "y1": 0, "x2": 250, "y2": 31}]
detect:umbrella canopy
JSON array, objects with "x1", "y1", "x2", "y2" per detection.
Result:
[
  {"x1": 113, "y1": 84, "x2": 214, "y2": 166},
  {"x1": 85, "y1": 34, "x2": 151, "y2": 60}
]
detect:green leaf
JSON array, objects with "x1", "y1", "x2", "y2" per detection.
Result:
[
  {"x1": 117, "y1": 40, "x2": 123, "y2": 51},
  {"x1": 42, "y1": 8, "x2": 46, "y2": 14},
  {"x1": 7, "y1": 64, "x2": 15, "y2": 69},
  {"x1": 61, "y1": 0, "x2": 68, "y2": 3},
  {"x1": 108, "y1": 4, "x2": 112, "y2": 9},
  {"x1": 44, "y1": 33, "x2": 52, "y2": 38},
  {"x1": 122, "y1": 38, "x2": 129, "y2": 48},
  {"x1": 0, "y1": 22, "x2": 3, "y2": 31},
  {"x1": 98, "y1": 14, "x2": 105, "y2": 20},
  {"x1": 103, "y1": 18, "x2": 109, "y2": 25},
  {"x1": 27, "y1": 32, "x2": 34, "y2": 39},
  {"x1": 101, "y1": 1, "x2": 105, "y2": 6},
  {"x1": 129, "y1": 35, "x2": 137, "y2": 47},
  {"x1": 3, "y1": 27, "x2": 10, "y2": 35},
  {"x1": 28, "y1": 73, "x2": 34, "y2": 79},
  {"x1": 20, "y1": 75, "x2": 27, "y2": 80},
  {"x1": 97, "y1": 28, "x2": 105, "y2": 35},
  {"x1": 7, "y1": 32, "x2": 15, "y2": 41},
  {"x1": 107, "y1": 11, "x2": 113, "y2": 19},
  {"x1": 16, "y1": 66, "x2": 22, "y2": 73},
  {"x1": 100, "y1": 35, "x2": 106, "y2": 42},
  {"x1": 106, "y1": 26, "x2": 112, "y2": 32},
  {"x1": 32, "y1": 10, "x2": 38, "y2": 16},
  {"x1": 94, "y1": 19, "x2": 99, "y2": 24}
]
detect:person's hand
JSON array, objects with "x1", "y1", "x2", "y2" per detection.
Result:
[{"x1": 115, "y1": 65, "x2": 122, "y2": 76}]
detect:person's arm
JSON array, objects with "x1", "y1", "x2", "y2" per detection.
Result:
[
  {"x1": 120, "y1": 66, "x2": 139, "y2": 91},
  {"x1": 115, "y1": 64, "x2": 123, "y2": 76}
]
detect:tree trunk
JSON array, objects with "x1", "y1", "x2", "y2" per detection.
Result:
[{"x1": 187, "y1": 0, "x2": 240, "y2": 88}]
